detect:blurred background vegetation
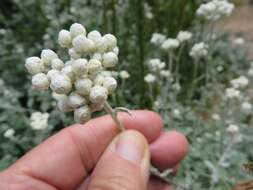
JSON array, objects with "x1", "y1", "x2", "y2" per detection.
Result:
[{"x1": 0, "y1": 0, "x2": 253, "y2": 190}]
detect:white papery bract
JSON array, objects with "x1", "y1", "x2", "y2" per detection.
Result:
[
  {"x1": 25, "y1": 23, "x2": 120, "y2": 124},
  {"x1": 190, "y1": 42, "x2": 209, "y2": 59}
]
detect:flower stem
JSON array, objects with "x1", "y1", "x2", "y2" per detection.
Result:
[{"x1": 103, "y1": 101, "x2": 188, "y2": 189}]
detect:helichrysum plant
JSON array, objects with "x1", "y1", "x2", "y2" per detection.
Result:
[{"x1": 25, "y1": 22, "x2": 174, "y2": 184}]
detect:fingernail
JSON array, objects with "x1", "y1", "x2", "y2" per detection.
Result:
[{"x1": 116, "y1": 131, "x2": 146, "y2": 164}]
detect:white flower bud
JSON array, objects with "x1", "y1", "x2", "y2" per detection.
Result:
[
  {"x1": 104, "y1": 34, "x2": 117, "y2": 51},
  {"x1": 74, "y1": 106, "x2": 91, "y2": 124},
  {"x1": 102, "y1": 52, "x2": 118, "y2": 68},
  {"x1": 87, "y1": 59, "x2": 102, "y2": 74},
  {"x1": 41, "y1": 49, "x2": 58, "y2": 66},
  {"x1": 58, "y1": 29, "x2": 71, "y2": 47},
  {"x1": 69, "y1": 23, "x2": 86, "y2": 38},
  {"x1": 95, "y1": 37, "x2": 108, "y2": 53},
  {"x1": 90, "y1": 101, "x2": 105, "y2": 112},
  {"x1": 75, "y1": 78, "x2": 93, "y2": 96},
  {"x1": 119, "y1": 70, "x2": 130, "y2": 79},
  {"x1": 102, "y1": 76, "x2": 117, "y2": 93},
  {"x1": 92, "y1": 53, "x2": 103, "y2": 62},
  {"x1": 87, "y1": 30, "x2": 102, "y2": 41},
  {"x1": 50, "y1": 74, "x2": 72, "y2": 94},
  {"x1": 47, "y1": 69, "x2": 60, "y2": 80},
  {"x1": 68, "y1": 48, "x2": 81, "y2": 60},
  {"x1": 51, "y1": 58, "x2": 64, "y2": 70},
  {"x1": 25, "y1": 56, "x2": 45, "y2": 75},
  {"x1": 72, "y1": 59, "x2": 88, "y2": 76},
  {"x1": 68, "y1": 92, "x2": 86, "y2": 108},
  {"x1": 72, "y1": 35, "x2": 86, "y2": 53},
  {"x1": 57, "y1": 95, "x2": 73, "y2": 112},
  {"x1": 89, "y1": 85, "x2": 108, "y2": 104},
  {"x1": 32, "y1": 73, "x2": 50, "y2": 91},
  {"x1": 4, "y1": 128, "x2": 15, "y2": 138},
  {"x1": 93, "y1": 74, "x2": 105, "y2": 85},
  {"x1": 61, "y1": 65, "x2": 75, "y2": 81},
  {"x1": 113, "y1": 47, "x2": 119, "y2": 55},
  {"x1": 226, "y1": 124, "x2": 239, "y2": 134}
]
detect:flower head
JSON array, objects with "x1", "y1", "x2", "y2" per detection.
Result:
[
  {"x1": 144, "y1": 74, "x2": 156, "y2": 83},
  {"x1": 190, "y1": 42, "x2": 208, "y2": 59},
  {"x1": 25, "y1": 23, "x2": 119, "y2": 124},
  {"x1": 197, "y1": 0, "x2": 234, "y2": 21},
  {"x1": 177, "y1": 31, "x2": 192, "y2": 43},
  {"x1": 161, "y1": 38, "x2": 180, "y2": 51},
  {"x1": 30, "y1": 112, "x2": 49, "y2": 130}
]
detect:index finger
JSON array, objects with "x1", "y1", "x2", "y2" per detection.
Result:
[{"x1": 3, "y1": 110, "x2": 163, "y2": 190}]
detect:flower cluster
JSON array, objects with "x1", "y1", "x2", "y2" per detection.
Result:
[
  {"x1": 196, "y1": 0, "x2": 234, "y2": 21},
  {"x1": 226, "y1": 124, "x2": 239, "y2": 134},
  {"x1": 230, "y1": 75, "x2": 249, "y2": 89},
  {"x1": 25, "y1": 23, "x2": 119, "y2": 123},
  {"x1": 190, "y1": 42, "x2": 209, "y2": 59},
  {"x1": 30, "y1": 112, "x2": 49, "y2": 130},
  {"x1": 151, "y1": 31, "x2": 192, "y2": 50}
]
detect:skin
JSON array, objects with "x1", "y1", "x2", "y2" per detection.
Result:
[{"x1": 0, "y1": 110, "x2": 188, "y2": 190}]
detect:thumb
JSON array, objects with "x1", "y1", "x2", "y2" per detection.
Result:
[{"x1": 87, "y1": 130, "x2": 150, "y2": 190}]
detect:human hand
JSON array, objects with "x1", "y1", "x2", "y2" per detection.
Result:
[{"x1": 0, "y1": 110, "x2": 188, "y2": 190}]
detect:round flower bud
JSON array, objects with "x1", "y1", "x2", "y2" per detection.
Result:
[
  {"x1": 75, "y1": 78, "x2": 93, "y2": 96},
  {"x1": 32, "y1": 73, "x2": 50, "y2": 91},
  {"x1": 72, "y1": 58, "x2": 88, "y2": 76},
  {"x1": 68, "y1": 92, "x2": 86, "y2": 108},
  {"x1": 68, "y1": 48, "x2": 81, "y2": 60},
  {"x1": 92, "y1": 53, "x2": 103, "y2": 62},
  {"x1": 50, "y1": 74, "x2": 72, "y2": 94},
  {"x1": 119, "y1": 70, "x2": 130, "y2": 79},
  {"x1": 61, "y1": 65, "x2": 75, "y2": 81},
  {"x1": 57, "y1": 95, "x2": 73, "y2": 112},
  {"x1": 104, "y1": 34, "x2": 117, "y2": 51},
  {"x1": 90, "y1": 101, "x2": 105, "y2": 112},
  {"x1": 69, "y1": 23, "x2": 86, "y2": 38},
  {"x1": 72, "y1": 35, "x2": 87, "y2": 53},
  {"x1": 113, "y1": 47, "x2": 119, "y2": 55},
  {"x1": 102, "y1": 76, "x2": 117, "y2": 93},
  {"x1": 58, "y1": 29, "x2": 71, "y2": 47},
  {"x1": 47, "y1": 69, "x2": 60, "y2": 80},
  {"x1": 89, "y1": 85, "x2": 108, "y2": 104},
  {"x1": 74, "y1": 106, "x2": 91, "y2": 124},
  {"x1": 102, "y1": 52, "x2": 118, "y2": 68},
  {"x1": 51, "y1": 58, "x2": 64, "y2": 70},
  {"x1": 87, "y1": 59, "x2": 102, "y2": 74},
  {"x1": 83, "y1": 38, "x2": 95, "y2": 53},
  {"x1": 25, "y1": 56, "x2": 45, "y2": 74},
  {"x1": 41, "y1": 49, "x2": 58, "y2": 66},
  {"x1": 94, "y1": 74, "x2": 105, "y2": 85},
  {"x1": 87, "y1": 30, "x2": 102, "y2": 42},
  {"x1": 95, "y1": 37, "x2": 108, "y2": 53}
]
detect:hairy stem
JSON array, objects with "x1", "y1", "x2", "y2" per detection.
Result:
[{"x1": 103, "y1": 101, "x2": 188, "y2": 189}]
